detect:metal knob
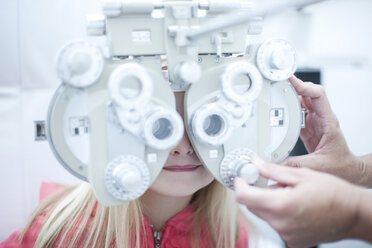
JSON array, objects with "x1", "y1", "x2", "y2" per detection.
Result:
[
  {"x1": 220, "y1": 148, "x2": 259, "y2": 189},
  {"x1": 56, "y1": 41, "x2": 104, "y2": 88},
  {"x1": 271, "y1": 48, "x2": 295, "y2": 71},
  {"x1": 113, "y1": 164, "x2": 142, "y2": 192},
  {"x1": 175, "y1": 61, "x2": 202, "y2": 84},
  {"x1": 105, "y1": 155, "x2": 150, "y2": 202},
  {"x1": 237, "y1": 163, "x2": 259, "y2": 185}
]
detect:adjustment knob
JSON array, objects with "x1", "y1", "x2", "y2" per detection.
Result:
[
  {"x1": 112, "y1": 164, "x2": 142, "y2": 192},
  {"x1": 56, "y1": 41, "x2": 104, "y2": 88},
  {"x1": 68, "y1": 51, "x2": 92, "y2": 74},
  {"x1": 175, "y1": 61, "x2": 202, "y2": 84},
  {"x1": 105, "y1": 155, "x2": 150, "y2": 202},
  {"x1": 256, "y1": 38, "x2": 296, "y2": 82},
  {"x1": 271, "y1": 48, "x2": 295, "y2": 71},
  {"x1": 220, "y1": 148, "x2": 258, "y2": 189},
  {"x1": 237, "y1": 163, "x2": 259, "y2": 185}
]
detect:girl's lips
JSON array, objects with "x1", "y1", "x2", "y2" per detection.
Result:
[{"x1": 163, "y1": 164, "x2": 201, "y2": 172}]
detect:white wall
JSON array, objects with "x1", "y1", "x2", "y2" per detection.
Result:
[
  {"x1": 1, "y1": 0, "x2": 371, "y2": 246},
  {"x1": 0, "y1": 0, "x2": 101, "y2": 241}
]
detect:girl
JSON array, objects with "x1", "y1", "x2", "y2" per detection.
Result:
[{"x1": 1, "y1": 92, "x2": 251, "y2": 248}]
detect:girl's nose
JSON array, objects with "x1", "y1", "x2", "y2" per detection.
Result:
[{"x1": 169, "y1": 131, "x2": 194, "y2": 156}]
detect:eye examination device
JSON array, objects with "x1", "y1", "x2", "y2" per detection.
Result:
[{"x1": 44, "y1": 0, "x2": 317, "y2": 206}]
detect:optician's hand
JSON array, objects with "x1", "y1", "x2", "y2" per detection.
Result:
[
  {"x1": 284, "y1": 76, "x2": 372, "y2": 187},
  {"x1": 234, "y1": 158, "x2": 372, "y2": 248}
]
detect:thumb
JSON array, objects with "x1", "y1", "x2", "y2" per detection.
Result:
[{"x1": 282, "y1": 153, "x2": 321, "y2": 170}]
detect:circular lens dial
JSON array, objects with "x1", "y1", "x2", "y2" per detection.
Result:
[
  {"x1": 143, "y1": 108, "x2": 184, "y2": 150},
  {"x1": 220, "y1": 148, "x2": 259, "y2": 189},
  {"x1": 108, "y1": 63, "x2": 153, "y2": 109},
  {"x1": 105, "y1": 155, "x2": 150, "y2": 201},
  {"x1": 56, "y1": 41, "x2": 104, "y2": 88},
  {"x1": 191, "y1": 104, "x2": 232, "y2": 146},
  {"x1": 221, "y1": 61, "x2": 263, "y2": 104},
  {"x1": 256, "y1": 39, "x2": 296, "y2": 81}
]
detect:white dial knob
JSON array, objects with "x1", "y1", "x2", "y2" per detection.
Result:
[
  {"x1": 220, "y1": 148, "x2": 258, "y2": 189},
  {"x1": 271, "y1": 48, "x2": 295, "y2": 71},
  {"x1": 105, "y1": 155, "x2": 150, "y2": 202},
  {"x1": 256, "y1": 39, "x2": 296, "y2": 82},
  {"x1": 57, "y1": 41, "x2": 104, "y2": 88},
  {"x1": 112, "y1": 164, "x2": 142, "y2": 192},
  {"x1": 68, "y1": 51, "x2": 92, "y2": 74},
  {"x1": 237, "y1": 163, "x2": 259, "y2": 185},
  {"x1": 175, "y1": 61, "x2": 202, "y2": 84}
]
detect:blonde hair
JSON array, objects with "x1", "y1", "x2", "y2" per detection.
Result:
[{"x1": 20, "y1": 180, "x2": 250, "y2": 248}]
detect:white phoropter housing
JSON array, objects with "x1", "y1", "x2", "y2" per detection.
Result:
[
  {"x1": 49, "y1": 44, "x2": 184, "y2": 206},
  {"x1": 45, "y1": 0, "x2": 311, "y2": 206},
  {"x1": 185, "y1": 40, "x2": 301, "y2": 189}
]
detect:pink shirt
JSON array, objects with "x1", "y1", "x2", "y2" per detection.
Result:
[{"x1": 1, "y1": 182, "x2": 248, "y2": 248}]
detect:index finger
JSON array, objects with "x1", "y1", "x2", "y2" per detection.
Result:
[
  {"x1": 252, "y1": 157, "x2": 304, "y2": 186},
  {"x1": 289, "y1": 76, "x2": 333, "y2": 118},
  {"x1": 234, "y1": 177, "x2": 285, "y2": 210}
]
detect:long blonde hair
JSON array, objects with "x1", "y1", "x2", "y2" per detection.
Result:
[{"x1": 20, "y1": 180, "x2": 250, "y2": 248}]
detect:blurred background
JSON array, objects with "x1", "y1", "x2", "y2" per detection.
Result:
[{"x1": 1, "y1": 0, "x2": 371, "y2": 247}]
